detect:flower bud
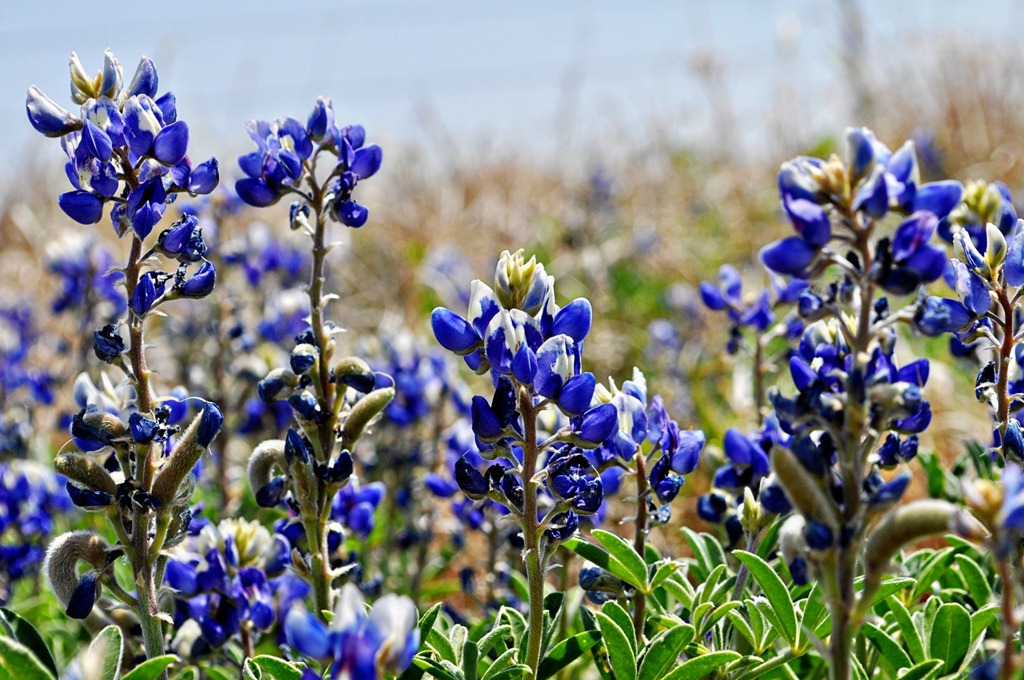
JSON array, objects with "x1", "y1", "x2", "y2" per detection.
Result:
[
  {"x1": 55, "y1": 453, "x2": 117, "y2": 496},
  {"x1": 865, "y1": 500, "x2": 984, "y2": 582},
  {"x1": 333, "y1": 356, "x2": 376, "y2": 393},
  {"x1": 152, "y1": 402, "x2": 220, "y2": 504},
  {"x1": 340, "y1": 387, "x2": 395, "y2": 450},
  {"x1": 44, "y1": 531, "x2": 108, "y2": 615}
]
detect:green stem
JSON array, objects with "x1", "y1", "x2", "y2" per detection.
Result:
[
  {"x1": 632, "y1": 453, "x2": 648, "y2": 645},
  {"x1": 999, "y1": 557, "x2": 1017, "y2": 680},
  {"x1": 519, "y1": 388, "x2": 545, "y2": 677},
  {"x1": 304, "y1": 509, "x2": 333, "y2": 620}
]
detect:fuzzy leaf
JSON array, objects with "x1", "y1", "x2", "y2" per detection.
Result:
[
  {"x1": 83, "y1": 626, "x2": 123, "y2": 680},
  {"x1": 638, "y1": 623, "x2": 694, "y2": 680},
  {"x1": 563, "y1": 536, "x2": 646, "y2": 592},
  {"x1": 0, "y1": 608, "x2": 58, "y2": 678},
  {"x1": 121, "y1": 656, "x2": 180, "y2": 680},
  {"x1": 595, "y1": 610, "x2": 636, "y2": 680},
  {"x1": 249, "y1": 656, "x2": 303, "y2": 680},
  {"x1": 0, "y1": 637, "x2": 55, "y2": 680},
  {"x1": 734, "y1": 551, "x2": 797, "y2": 645},
  {"x1": 661, "y1": 651, "x2": 743, "y2": 680},
  {"x1": 929, "y1": 603, "x2": 970, "y2": 675},
  {"x1": 862, "y1": 623, "x2": 911, "y2": 674},
  {"x1": 592, "y1": 529, "x2": 650, "y2": 592},
  {"x1": 537, "y1": 630, "x2": 601, "y2": 679},
  {"x1": 895, "y1": 659, "x2": 942, "y2": 680}
]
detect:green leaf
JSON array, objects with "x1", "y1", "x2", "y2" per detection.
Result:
[
  {"x1": 83, "y1": 626, "x2": 123, "y2": 680},
  {"x1": 638, "y1": 624, "x2": 694, "y2": 680},
  {"x1": 602, "y1": 601, "x2": 637, "y2": 657},
  {"x1": 954, "y1": 554, "x2": 992, "y2": 607},
  {"x1": 727, "y1": 609, "x2": 758, "y2": 650},
  {"x1": 414, "y1": 655, "x2": 462, "y2": 680},
  {"x1": 170, "y1": 667, "x2": 199, "y2": 680},
  {"x1": 419, "y1": 603, "x2": 444, "y2": 642},
  {"x1": 476, "y1": 624, "x2": 512, "y2": 659},
  {"x1": 928, "y1": 603, "x2": 970, "y2": 675},
  {"x1": 861, "y1": 623, "x2": 911, "y2": 674},
  {"x1": 427, "y1": 625, "x2": 458, "y2": 665},
  {"x1": 661, "y1": 651, "x2": 743, "y2": 680},
  {"x1": 971, "y1": 603, "x2": 1000, "y2": 639},
  {"x1": 463, "y1": 640, "x2": 479, "y2": 680},
  {"x1": 564, "y1": 536, "x2": 647, "y2": 593},
  {"x1": 910, "y1": 548, "x2": 957, "y2": 600},
  {"x1": 0, "y1": 637, "x2": 55, "y2": 680},
  {"x1": 888, "y1": 597, "x2": 926, "y2": 665},
  {"x1": 204, "y1": 668, "x2": 235, "y2": 680},
  {"x1": 595, "y1": 610, "x2": 637, "y2": 680},
  {"x1": 733, "y1": 551, "x2": 796, "y2": 645},
  {"x1": 242, "y1": 659, "x2": 260, "y2": 680},
  {"x1": 537, "y1": 630, "x2": 601, "y2": 679},
  {"x1": 0, "y1": 608, "x2": 58, "y2": 679},
  {"x1": 650, "y1": 561, "x2": 680, "y2": 591},
  {"x1": 865, "y1": 577, "x2": 916, "y2": 608},
  {"x1": 592, "y1": 530, "x2": 650, "y2": 592},
  {"x1": 249, "y1": 656, "x2": 303, "y2": 680},
  {"x1": 121, "y1": 655, "x2": 180, "y2": 680},
  {"x1": 481, "y1": 649, "x2": 520, "y2": 680},
  {"x1": 895, "y1": 659, "x2": 942, "y2": 680},
  {"x1": 681, "y1": 528, "x2": 713, "y2": 581}
]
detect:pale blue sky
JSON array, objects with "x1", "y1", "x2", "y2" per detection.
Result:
[{"x1": 6, "y1": 0, "x2": 1024, "y2": 186}]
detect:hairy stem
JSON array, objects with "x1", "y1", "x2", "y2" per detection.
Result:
[
  {"x1": 520, "y1": 388, "x2": 545, "y2": 677},
  {"x1": 631, "y1": 453, "x2": 648, "y2": 645}
]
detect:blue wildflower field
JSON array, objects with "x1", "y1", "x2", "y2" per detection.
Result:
[{"x1": 7, "y1": 33, "x2": 1024, "y2": 680}]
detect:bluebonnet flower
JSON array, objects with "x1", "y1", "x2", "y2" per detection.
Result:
[
  {"x1": 236, "y1": 98, "x2": 382, "y2": 229},
  {"x1": 27, "y1": 51, "x2": 219, "y2": 233},
  {"x1": 284, "y1": 583, "x2": 418, "y2": 679},
  {"x1": 761, "y1": 127, "x2": 961, "y2": 288},
  {"x1": 167, "y1": 518, "x2": 284, "y2": 657},
  {"x1": 222, "y1": 222, "x2": 310, "y2": 288}
]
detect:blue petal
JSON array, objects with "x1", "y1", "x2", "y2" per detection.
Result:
[
  {"x1": 784, "y1": 197, "x2": 831, "y2": 246},
  {"x1": 196, "y1": 401, "x2": 223, "y2": 447},
  {"x1": 235, "y1": 177, "x2": 279, "y2": 207},
  {"x1": 760, "y1": 236, "x2": 818, "y2": 277},
  {"x1": 913, "y1": 181, "x2": 964, "y2": 220},
  {"x1": 512, "y1": 343, "x2": 538, "y2": 384},
  {"x1": 576, "y1": 403, "x2": 618, "y2": 444},
  {"x1": 431, "y1": 308, "x2": 479, "y2": 355},
  {"x1": 471, "y1": 396, "x2": 503, "y2": 441},
  {"x1": 351, "y1": 145, "x2": 383, "y2": 179},
  {"x1": 81, "y1": 120, "x2": 113, "y2": 161},
  {"x1": 1006, "y1": 220, "x2": 1024, "y2": 287},
  {"x1": 66, "y1": 575, "x2": 99, "y2": 619},
  {"x1": 852, "y1": 166, "x2": 888, "y2": 218},
  {"x1": 189, "y1": 158, "x2": 219, "y2": 194},
  {"x1": 699, "y1": 282, "x2": 726, "y2": 310},
  {"x1": 284, "y1": 608, "x2": 330, "y2": 658},
  {"x1": 552, "y1": 299, "x2": 593, "y2": 342},
  {"x1": 558, "y1": 372, "x2": 596, "y2": 417},
  {"x1": 181, "y1": 260, "x2": 217, "y2": 298},
  {"x1": 26, "y1": 86, "x2": 78, "y2": 137},
  {"x1": 339, "y1": 200, "x2": 369, "y2": 227},
  {"x1": 165, "y1": 559, "x2": 199, "y2": 595},
  {"x1": 58, "y1": 191, "x2": 104, "y2": 224},
  {"x1": 952, "y1": 259, "x2": 991, "y2": 316},
  {"x1": 154, "y1": 121, "x2": 189, "y2": 165}
]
